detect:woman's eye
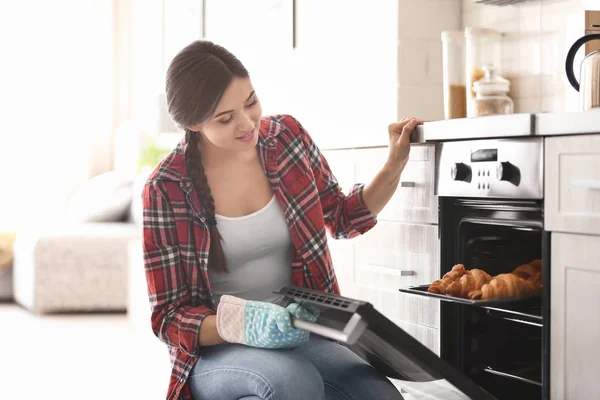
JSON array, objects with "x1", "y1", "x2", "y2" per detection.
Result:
[
  {"x1": 219, "y1": 115, "x2": 234, "y2": 124},
  {"x1": 246, "y1": 98, "x2": 258, "y2": 108}
]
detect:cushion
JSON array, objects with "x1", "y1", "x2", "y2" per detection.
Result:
[
  {"x1": 66, "y1": 171, "x2": 133, "y2": 223},
  {"x1": 0, "y1": 232, "x2": 15, "y2": 273}
]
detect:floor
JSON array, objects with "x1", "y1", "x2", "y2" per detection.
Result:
[
  {"x1": 0, "y1": 303, "x2": 171, "y2": 400},
  {"x1": 0, "y1": 303, "x2": 466, "y2": 400}
]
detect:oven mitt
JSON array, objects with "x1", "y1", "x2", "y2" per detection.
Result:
[
  {"x1": 216, "y1": 295, "x2": 310, "y2": 349},
  {"x1": 286, "y1": 302, "x2": 320, "y2": 323}
]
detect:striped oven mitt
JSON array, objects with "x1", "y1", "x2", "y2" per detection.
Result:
[{"x1": 216, "y1": 295, "x2": 316, "y2": 349}]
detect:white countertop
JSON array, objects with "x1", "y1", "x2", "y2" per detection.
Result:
[
  {"x1": 535, "y1": 109, "x2": 600, "y2": 136},
  {"x1": 414, "y1": 110, "x2": 600, "y2": 143}
]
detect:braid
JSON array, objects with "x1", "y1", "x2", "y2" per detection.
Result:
[{"x1": 185, "y1": 129, "x2": 227, "y2": 272}]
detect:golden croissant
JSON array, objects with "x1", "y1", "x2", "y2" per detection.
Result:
[
  {"x1": 446, "y1": 269, "x2": 493, "y2": 298},
  {"x1": 512, "y1": 260, "x2": 542, "y2": 280},
  {"x1": 468, "y1": 273, "x2": 540, "y2": 300},
  {"x1": 428, "y1": 264, "x2": 466, "y2": 294}
]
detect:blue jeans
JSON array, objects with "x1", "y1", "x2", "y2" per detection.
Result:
[{"x1": 189, "y1": 336, "x2": 403, "y2": 400}]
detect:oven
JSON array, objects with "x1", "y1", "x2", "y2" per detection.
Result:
[
  {"x1": 277, "y1": 136, "x2": 551, "y2": 400},
  {"x1": 434, "y1": 137, "x2": 549, "y2": 399}
]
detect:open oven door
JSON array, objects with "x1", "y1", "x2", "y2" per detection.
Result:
[{"x1": 276, "y1": 286, "x2": 498, "y2": 400}]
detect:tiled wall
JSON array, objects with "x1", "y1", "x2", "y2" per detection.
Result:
[
  {"x1": 463, "y1": 0, "x2": 600, "y2": 113},
  {"x1": 397, "y1": 0, "x2": 462, "y2": 121}
]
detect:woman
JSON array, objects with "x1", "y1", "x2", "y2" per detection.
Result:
[{"x1": 143, "y1": 40, "x2": 421, "y2": 400}]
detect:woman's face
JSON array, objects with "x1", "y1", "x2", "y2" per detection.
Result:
[{"x1": 189, "y1": 77, "x2": 262, "y2": 152}]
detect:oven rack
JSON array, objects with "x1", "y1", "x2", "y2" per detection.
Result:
[
  {"x1": 483, "y1": 305, "x2": 542, "y2": 326},
  {"x1": 481, "y1": 365, "x2": 542, "y2": 387}
]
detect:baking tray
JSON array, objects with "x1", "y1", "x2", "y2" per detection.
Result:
[{"x1": 399, "y1": 284, "x2": 540, "y2": 307}]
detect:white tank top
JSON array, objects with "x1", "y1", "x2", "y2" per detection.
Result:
[{"x1": 208, "y1": 196, "x2": 293, "y2": 306}]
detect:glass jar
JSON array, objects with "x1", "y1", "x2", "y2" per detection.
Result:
[
  {"x1": 471, "y1": 66, "x2": 514, "y2": 117},
  {"x1": 465, "y1": 27, "x2": 502, "y2": 117},
  {"x1": 442, "y1": 31, "x2": 466, "y2": 119}
]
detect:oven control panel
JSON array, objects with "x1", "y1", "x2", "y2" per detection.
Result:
[{"x1": 436, "y1": 137, "x2": 543, "y2": 199}]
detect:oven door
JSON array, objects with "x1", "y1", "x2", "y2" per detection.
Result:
[{"x1": 276, "y1": 286, "x2": 499, "y2": 400}]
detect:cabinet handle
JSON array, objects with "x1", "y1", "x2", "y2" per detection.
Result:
[
  {"x1": 292, "y1": 0, "x2": 297, "y2": 49},
  {"x1": 572, "y1": 180, "x2": 600, "y2": 190},
  {"x1": 201, "y1": 0, "x2": 206, "y2": 38},
  {"x1": 400, "y1": 270, "x2": 416, "y2": 276},
  {"x1": 400, "y1": 181, "x2": 415, "y2": 188}
]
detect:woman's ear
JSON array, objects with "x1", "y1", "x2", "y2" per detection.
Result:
[{"x1": 187, "y1": 123, "x2": 202, "y2": 132}]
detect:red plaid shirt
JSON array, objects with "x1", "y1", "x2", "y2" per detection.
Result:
[{"x1": 142, "y1": 115, "x2": 377, "y2": 399}]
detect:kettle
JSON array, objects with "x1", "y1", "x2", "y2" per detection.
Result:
[{"x1": 566, "y1": 33, "x2": 600, "y2": 110}]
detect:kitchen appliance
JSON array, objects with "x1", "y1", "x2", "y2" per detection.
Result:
[
  {"x1": 277, "y1": 286, "x2": 498, "y2": 400},
  {"x1": 566, "y1": 33, "x2": 600, "y2": 110},
  {"x1": 401, "y1": 137, "x2": 548, "y2": 399}
]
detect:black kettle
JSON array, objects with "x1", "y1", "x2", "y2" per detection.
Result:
[{"x1": 566, "y1": 33, "x2": 600, "y2": 110}]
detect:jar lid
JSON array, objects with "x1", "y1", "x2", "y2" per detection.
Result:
[
  {"x1": 473, "y1": 66, "x2": 510, "y2": 95},
  {"x1": 465, "y1": 27, "x2": 502, "y2": 38}
]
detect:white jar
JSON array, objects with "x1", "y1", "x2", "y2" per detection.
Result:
[{"x1": 471, "y1": 66, "x2": 514, "y2": 117}]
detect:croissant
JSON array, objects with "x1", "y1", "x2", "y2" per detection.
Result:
[
  {"x1": 428, "y1": 264, "x2": 466, "y2": 294},
  {"x1": 512, "y1": 260, "x2": 542, "y2": 280},
  {"x1": 446, "y1": 269, "x2": 493, "y2": 298},
  {"x1": 468, "y1": 273, "x2": 539, "y2": 300},
  {"x1": 528, "y1": 271, "x2": 543, "y2": 294}
]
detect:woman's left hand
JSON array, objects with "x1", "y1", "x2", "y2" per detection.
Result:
[
  {"x1": 386, "y1": 118, "x2": 424, "y2": 171},
  {"x1": 361, "y1": 117, "x2": 425, "y2": 216}
]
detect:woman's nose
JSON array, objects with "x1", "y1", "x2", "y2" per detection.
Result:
[{"x1": 238, "y1": 111, "x2": 255, "y2": 132}]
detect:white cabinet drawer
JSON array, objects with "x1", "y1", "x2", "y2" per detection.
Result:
[
  {"x1": 354, "y1": 222, "x2": 439, "y2": 288},
  {"x1": 352, "y1": 221, "x2": 440, "y2": 328},
  {"x1": 545, "y1": 135, "x2": 600, "y2": 235},
  {"x1": 355, "y1": 284, "x2": 439, "y2": 329},
  {"x1": 354, "y1": 145, "x2": 437, "y2": 224},
  {"x1": 393, "y1": 320, "x2": 440, "y2": 356}
]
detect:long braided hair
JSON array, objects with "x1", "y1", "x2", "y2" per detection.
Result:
[{"x1": 165, "y1": 40, "x2": 249, "y2": 272}]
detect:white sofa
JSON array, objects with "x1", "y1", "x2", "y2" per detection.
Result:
[
  {"x1": 13, "y1": 222, "x2": 140, "y2": 314},
  {"x1": 10, "y1": 169, "x2": 148, "y2": 314}
]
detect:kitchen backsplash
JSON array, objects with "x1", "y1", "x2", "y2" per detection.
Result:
[
  {"x1": 397, "y1": 0, "x2": 462, "y2": 121},
  {"x1": 463, "y1": 0, "x2": 599, "y2": 113},
  {"x1": 398, "y1": 0, "x2": 598, "y2": 120}
]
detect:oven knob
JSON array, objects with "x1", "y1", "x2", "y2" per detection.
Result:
[
  {"x1": 450, "y1": 163, "x2": 471, "y2": 181},
  {"x1": 496, "y1": 161, "x2": 518, "y2": 181}
]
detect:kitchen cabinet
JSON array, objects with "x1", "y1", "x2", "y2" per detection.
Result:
[
  {"x1": 545, "y1": 135, "x2": 600, "y2": 236},
  {"x1": 202, "y1": 0, "x2": 449, "y2": 150},
  {"x1": 204, "y1": 0, "x2": 296, "y2": 116},
  {"x1": 550, "y1": 232, "x2": 600, "y2": 400},
  {"x1": 323, "y1": 145, "x2": 440, "y2": 355},
  {"x1": 354, "y1": 146, "x2": 438, "y2": 224},
  {"x1": 288, "y1": 1, "x2": 399, "y2": 150}
]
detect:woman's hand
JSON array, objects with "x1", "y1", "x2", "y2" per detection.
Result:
[
  {"x1": 385, "y1": 118, "x2": 424, "y2": 171},
  {"x1": 362, "y1": 117, "x2": 424, "y2": 216}
]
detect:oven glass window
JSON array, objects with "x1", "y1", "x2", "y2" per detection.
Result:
[{"x1": 458, "y1": 220, "x2": 542, "y2": 277}]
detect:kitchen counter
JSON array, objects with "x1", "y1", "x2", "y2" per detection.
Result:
[
  {"x1": 413, "y1": 110, "x2": 600, "y2": 143},
  {"x1": 535, "y1": 109, "x2": 600, "y2": 136}
]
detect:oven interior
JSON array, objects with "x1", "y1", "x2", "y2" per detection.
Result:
[{"x1": 439, "y1": 198, "x2": 544, "y2": 400}]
